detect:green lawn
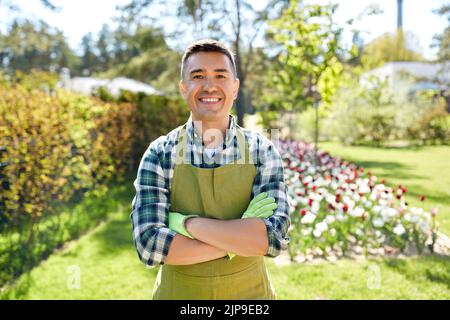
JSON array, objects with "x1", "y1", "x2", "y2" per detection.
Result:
[
  {"x1": 1, "y1": 206, "x2": 448, "y2": 299},
  {"x1": 1, "y1": 142, "x2": 449, "y2": 300},
  {"x1": 319, "y1": 142, "x2": 450, "y2": 236}
]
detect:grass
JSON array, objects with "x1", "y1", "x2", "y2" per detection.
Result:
[
  {"x1": 1, "y1": 205, "x2": 448, "y2": 299},
  {"x1": 1, "y1": 142, "x2": 449, "y2": 299},
  {"x1": 319, "y1": 142, "x2": 450, "y2": 236},
  {"x1": 0, "y1": 176, "x2": 135, "y2": 288}
]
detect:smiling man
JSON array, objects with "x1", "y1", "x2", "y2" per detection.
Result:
[{"x1": 130, "y1": 39, "x2": 291, "y2": 300}]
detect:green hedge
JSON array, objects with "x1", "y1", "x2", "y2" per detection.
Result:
[{"x1": 0, "y1": 72, "x2": 189, "y2": 287}]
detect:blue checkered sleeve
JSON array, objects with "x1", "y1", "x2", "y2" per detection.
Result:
[
  {"x1": 252, "y1": 134, "x2": 291, "y2": 258},
  {"x1": 130, "y1": 137, "x2": 177, "y2": 268}
]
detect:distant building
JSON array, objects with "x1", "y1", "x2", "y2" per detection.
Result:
[
  {"x1": 57, "y1": 68, "x2": 163, "y2": 97},
  {"x1": 363, "y1": 61, "x2": 450, "y2": 111}
]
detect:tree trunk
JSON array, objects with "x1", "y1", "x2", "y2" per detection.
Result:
[{"x1": 234, "y1": 0, "x2": 245, "y2": 127}]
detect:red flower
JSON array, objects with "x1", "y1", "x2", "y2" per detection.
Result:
[
  {"x1": 419, "y1": 195, "x2": 426, "y2": 202},
  {"x1": 312, "y1": 185, "x2": 317, "y2": 192},
  {"x1": 343, "y1": 203, "x2": 349, "y2": 212},
  {"x1": 300, "y1": 208, "x2": 307, "y2": 216},
  {"x1": 308, "y1": 198, "x2": 313, "y2": 206},
  {"x1": 381, "y1": 178, "x2": 386, "y2": 184}
]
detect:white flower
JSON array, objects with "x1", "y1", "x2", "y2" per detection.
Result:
[
  {"x1": 393, "y1": 224, "x2": 406, "y2": 236},
  {"x1": 330, "y1": 228, "x2": 336, "y2": 237},
  {"x1": 381, "y1": 208, "x2": 397, "y2": 221},
  {"x1": 359, "y1": 184, "x2": 371, "y2": 194},
  {"x1": 417, "y1": 221, "x2": 430, "y2": 234},
  {"x1": 301, "y1": 212, "x2": 316, "y2": 224},
  {"x1": 410, "y1": 207, "x2": 424, "y2": 216},
  {"x1": 316, "y1": 221, "x2": 328, "y2": 232},
  {"x1": 307, "y1": 166, "x2": 316, "y2": 174},
  {"x1": 354, "y1": 194, "x2": 361, "y2": 202},
  {"x1": 350, "y1": 207, "x2": 365, "y2": 218},
  {"x1": 303, "y1": 175, "x2": 313, "y2": 184},
  {"x1": 409, "y1": 211, "x2": 419, "y2": 223},
  {"x1": 302, "y1": 227, "x2": 312, "y2": 236},
  {"x1": 377, "y1": 234, "x2": 386, "y2": 244},
  {"x1": 313, "y1": 229, "x2": 322, "y2": 238},
  {"x1": 311, "y1": 201, "x2": 320, "y2": 213},
  {"x1": 289, "y1": 198, "x2": 298, "y2": 207},
  {"x1": 372, "y1": 218, "x2": 384, "y2": 228},
  {"x1": 326, "y1": 215, "x2": 335, "y2": 224}
]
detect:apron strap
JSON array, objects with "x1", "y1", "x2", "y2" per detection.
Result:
[
  {"x1": 235, "y1": 126, "x2": 250, "y2": 165},
  {"x1": 174, "y1": 124, "x2": 188, "y2": 165}
]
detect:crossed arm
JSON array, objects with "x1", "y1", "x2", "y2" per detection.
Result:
[{"x1": 165, "y1": 217, "x2": 269, "y2": 265}]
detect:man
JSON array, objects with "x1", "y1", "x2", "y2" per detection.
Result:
[{"x1": 130, "y1": 39, "x2": 290, "y2": 300}]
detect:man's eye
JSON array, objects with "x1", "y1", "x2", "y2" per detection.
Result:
[
  {"x1": 217, "y1": 75, "x2": 226, "y2": 78},
  {"x1": 193, "y1": 75, "x2": 203, "y2": 79}
]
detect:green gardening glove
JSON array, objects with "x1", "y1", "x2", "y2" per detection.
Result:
[
  {"x1": 242, "y1": 192, "x2": 277, "y2": 219},
  {"x1": 227, "y1": 192, "x2": 278, "y2": 260},
  {"x1": 168, "y1": 211, "x2": 199, "y2": 239}
]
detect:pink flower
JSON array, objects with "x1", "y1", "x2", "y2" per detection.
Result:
[{"x1": 431, "y1": 207, "x2": 438, "y2": 217}]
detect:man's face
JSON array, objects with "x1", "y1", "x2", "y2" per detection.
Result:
[{"x1": 179, "y1": 51, "x2": 239, "y2": 122}]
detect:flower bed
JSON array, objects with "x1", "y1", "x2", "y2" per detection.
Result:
[{"x1": 280, "y1": 140, "x2": 440, "y2": 261}]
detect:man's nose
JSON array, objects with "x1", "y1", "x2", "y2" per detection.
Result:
[{"x1": 202, "y1": 77, "x2": 218, "y2": 91}]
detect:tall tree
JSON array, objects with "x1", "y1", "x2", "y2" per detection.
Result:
[
  {"x1": 265, "y1": 0, "x2": 344, "y2": 113},
  {"x1": 361, "y1": 31, "x2": 423, "y2": 69},
  {"x1": 0, "y1": 19, "x2": 77, "y2": 73},
  {"x1": 79, "y1": 33, "x2": 99, "y2": 75},
  {"x1": 96, "y1": 24, "x2": 113, "y2": 71},
  {"x1": 432, "y1": 4, "x2": 450, "y2": 62}
]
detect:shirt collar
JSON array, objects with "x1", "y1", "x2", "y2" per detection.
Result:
[{"x1": 185, "y1": 113, "x2": 237, "y2": 148}]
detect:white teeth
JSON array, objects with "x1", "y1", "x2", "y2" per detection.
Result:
[{"x1": 200, "y1": 98, "x2": 220, "y2": 102}]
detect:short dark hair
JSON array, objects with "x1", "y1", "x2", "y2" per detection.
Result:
[{"x1": 180, "y1": 39, "x2": 237, "y2": 80}]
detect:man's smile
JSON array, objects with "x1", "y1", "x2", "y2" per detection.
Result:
[{"x1": 197, "y1": 97, "x2": 223, "y2": 105}]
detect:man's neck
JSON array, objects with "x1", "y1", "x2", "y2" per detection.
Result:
[{"x1": 191, "y1": 115, "x2": 230, "y2": 149}]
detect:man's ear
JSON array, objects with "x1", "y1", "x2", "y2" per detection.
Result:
[
  {"x1": 233, "y1": 78, "x2": 240, "y2": 100},
  {"x1": 179, "y1": 79, "x2": 187, "y2": 99}
]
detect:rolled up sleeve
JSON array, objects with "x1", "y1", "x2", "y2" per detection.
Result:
[
  {"x1": 252, "y1": 136, "x2": 291, "y2": 258},
  {"x1": 130, "y1": 139, "x2": 177, "y2": 268}
]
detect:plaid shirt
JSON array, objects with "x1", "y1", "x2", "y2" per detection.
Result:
[{"x1": 130, "y1": 114, "x2": 291, "y2": 268}]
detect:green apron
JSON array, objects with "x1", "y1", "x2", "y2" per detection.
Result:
[{"x1": 151, "y1": 123, "x2": 276, "y2": 300}]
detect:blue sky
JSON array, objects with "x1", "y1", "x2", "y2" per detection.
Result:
[{"x1": 0, "y1": 0, "x2": 448, "y2": 59}]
